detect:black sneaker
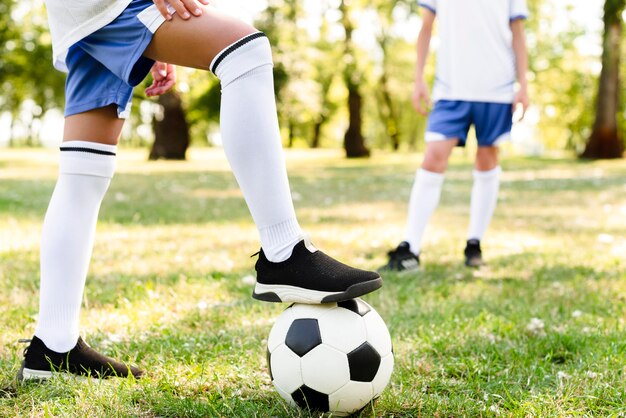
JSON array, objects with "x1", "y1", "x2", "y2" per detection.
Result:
[
  {"x1": 379, "y1": 241, "x2": 420, "y2": 272},
  {"x1": 253, "y1": 238, "x2": 382, "y2": 303},
  {"x1": 464, "y1": 239, "x2": 484, "y2": 267},
  {"x1": 17, "y1": 336, "x2": 143, "y2": 381}
]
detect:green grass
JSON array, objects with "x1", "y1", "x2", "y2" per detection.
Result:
[{"x1": 1, "y1": 147, "x2": 625, "y2": 417}]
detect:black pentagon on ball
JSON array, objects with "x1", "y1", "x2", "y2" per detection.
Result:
[
  {"x1": 285, "y1": 318, "x2": 322, "y2": 357},
  {"x1": 291, "y1": 385, "x2": 330, "y2": 412},
  {"x1": 337, "y1": 299, "x2": 371, "y2": 317},
  {"x1": 347, "y1": 342, "x2": 381, "y2": 382}
]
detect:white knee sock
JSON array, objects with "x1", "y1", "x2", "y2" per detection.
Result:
[
  {"x1": 404, "y1": 169, "x2": 445, "y2": 255},
  {"x1": 34, "y1": 141, "x2": 116, "y2": 352},
  {"x1": 467, "y1": 166, "x2": 501, "y2": 241},
  {"x1": 212, "y1": 33, "x2": 303, "y2": 262}
]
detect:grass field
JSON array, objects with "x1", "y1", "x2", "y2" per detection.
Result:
[{"x1": 1, "y1": 148, "x2": 625, "y2": 417}]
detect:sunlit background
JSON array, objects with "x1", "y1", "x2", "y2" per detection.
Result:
[{"x1": 0, "y1": 0, "x2": 620, "y2": 156}]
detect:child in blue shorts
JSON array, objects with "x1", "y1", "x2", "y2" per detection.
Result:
[
  {"x1": 381, "y1": 0, "x2": 530, "y2": 271},
  {"x1": 18, "y1": 0, "x2": 382, "y2": 381}
]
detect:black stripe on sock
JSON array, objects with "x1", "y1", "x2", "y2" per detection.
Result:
[
  {"x1": 211, "y1": 32, "x2": 268, "y2": 75},
  {"x1": 60, "y1": 147, "x2": 116, "y2": 156}
]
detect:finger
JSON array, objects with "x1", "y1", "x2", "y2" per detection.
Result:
[
  {"x1": 152, "y1": 62, "x2": 167, "y2": 80},
  {"x1": 181, "y1": 0, "x2": 203, "y2": 16},
  {"x1": 519, "y1": 103, "x2": 528, "y2": 121},
  {"x1": 153, "y1": 0, "x2": 172, "y2": 20},
  {"x1": 414, "y1": 99, "x2": 427, "y2": 116},
  {"x1": 169, "y1": 0, "x2": 192, "y2": 19},
  {"x1": 147, "y1": 80, "x2": 175, "y2": 96}
]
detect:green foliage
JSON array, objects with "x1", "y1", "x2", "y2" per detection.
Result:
[
  {"x1": 0, "y1": 1, "x2": 621, "y2": 153},
  {"x1": 604, "y1": 0, "x2": 626, "y2": 25},
  {"x1": 525, "y1": 1, "x2": 599, "y2": 151},
  {"x1": 0, "y1": 0, "x2": 65, "y2": 145}
]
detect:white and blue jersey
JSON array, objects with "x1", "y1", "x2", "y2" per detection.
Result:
[
  {"x1": 419, "y1": 0, "x2": 528, "y2": 146},
  {"x1": 61, "y1": 0, "x2": 171, "y2": 118},
  {"x1": 419, "y1": 0, "x2": 528, "y2": 104}
]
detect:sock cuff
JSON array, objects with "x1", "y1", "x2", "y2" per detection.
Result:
[
  {"x1": 259, "y1": 217, "x2": 303, "y2": 247},
  {"x1": 417, "y1": 168, "x2": 445, "y2": 185},
  {"x1": 211, "y1": 32, "x2": 273, "y2": 87},
  {"x1": 59, "y1": 141, "x2": 117, "y2": 178},
  {"x1": 473, "y1": 166, "x2": 501, "y2": 180}
]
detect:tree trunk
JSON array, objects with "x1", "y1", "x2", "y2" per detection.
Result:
[
  {"x1": 340, "y1": 0, "x2": 370, "y2": 158},
  {"x1": 378, "y1": 70, "x2": 400, "y2": 151},
  {"x1": 581, "y1": 1, "x2": 624, "y2": 159},
  {"x1": 287, "y1": 120, "x2": 295, "y2": 148},
  {"x1": 311, "y1": 118, "x2": 324, "y2": 149},
  {"x1": 150, "y1": 90, "x2": 190, "y2": 160},
  {"x1": 344, "y1": 86, "x2": 370, "y2": 157}
]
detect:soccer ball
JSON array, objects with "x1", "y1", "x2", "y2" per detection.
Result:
[{"x1": 266, "y1": 299, "x2": 394, "y2": 416}]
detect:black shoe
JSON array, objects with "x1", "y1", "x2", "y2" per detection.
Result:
[
  {"x1": 379, "y1": 241, "x2": 420, "y2": 272},
  {"x1": 17, "y1": 336, "x2": 143, "y2": 381},
  {"x1": 253, "y1": 238, "x2": 382, "y2": 303},
  {"x1": 464, "y1": 239, "x2": 484, "y2": 267}
]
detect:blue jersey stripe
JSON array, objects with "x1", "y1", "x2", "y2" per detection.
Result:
[
  {"x1": 419, "y1": 3, "x2": 436, "y2": 14},
  {"x1": 509, "y1": 15, "x2": 528, "y2": 22}
]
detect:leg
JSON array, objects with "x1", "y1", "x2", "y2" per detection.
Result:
[
  {"x1": 465, "y1": 146, "x2": 501, "y2": 267},
  {"x1": 63, "y1": 105, "x2": 125, "y2": 145},
  {"x1": 382, "y1": 140, "x2": 457, "y2": 272},
  {"x1": 144, "y1": 7, "x2": 381, "y2": 303},
  {"x1": 406, "y1": 139, "x2": 456, "y2": 254},
  {"x1": 421, "y1": 139, "x2": 458, "y2": 174},
  {"x1": 467, "y1": 146, "x2": 501, "y2": 241},
  {"x1": 464, "y1": 101, "x2": 511, "y2": 266},
  {"x1": 145, "y1": 8, "x2": 302, "y2": 262},
  {"x1": 474, "y1": 146, "x2": 499, "y2": 171},
  {"x1": 35, "y1": 106, "x2": 123, "y2": 354},
  {"x1": 23, "y1": 107, "x2": 141, "y2": 380}
]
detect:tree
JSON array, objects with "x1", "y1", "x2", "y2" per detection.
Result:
[
  {"x1": 0, "y1": 0, "x2": 64, "y2": 146},
  {"x1": 370, "y1": 0, "x2": 420, "y2": 151},
  {"x1": 582, "y1": 0, "x2": 625, "y2": 159},
  {"x1": 149, "y1": 90, "x2": 190, "y2": 160},
  {"x1": 339, "y1": 0, "x2": 370, "y2": 158}
]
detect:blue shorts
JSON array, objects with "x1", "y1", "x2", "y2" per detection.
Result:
[
  {"x1": 64, "y1": 0, "x2": 169, "y2": 118},
  {"x1": 425, "y1": 100, "x2": 513, "y2": 147}
]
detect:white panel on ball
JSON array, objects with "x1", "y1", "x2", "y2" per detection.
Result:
[
  {"x1": 363, "y1": 311, "x2": 393, "y2": 356},
  {"x1": 318, "y1": 308, "x2": 367, "y2": 353},
  {"x1": 289, "y1": 302, "x2": 335, "y2": 319},
  {"x1": 267, "y1": 308, "x2": 295, "y2": 352},
  {"x1": 270, "y1": 344, "x2": 304, "y2": 394},
  {"x1": 301, "y1": 345, "x2": 350, "y2": 394},
  {"x1": 273, "y1": 383, "x2": 297, "y2": 408},
  {"x1": 372, "y1": 353, "x2": 394, "y2": 397},
  {"x1": 328, "y1": 381, "x2": 375, "y2": 415}
]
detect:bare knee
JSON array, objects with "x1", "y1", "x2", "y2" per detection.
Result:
[
  {"x1": 421, "y1": 140, "x2": 456, "y2": 173},
  {"x1": 475, "y1": 147, "x2": 499, "y2": 171}
]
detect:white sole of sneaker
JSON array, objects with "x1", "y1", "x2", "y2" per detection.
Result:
[
  {"x1": 19, "y1": 368, "x2": 53, "y2": 380},
  {"x1": 253, "y1": 283, "x2": 335, "y2": 303},
  {"x1": 253, "y1": 277, "x2": 382, "y2": 304}
]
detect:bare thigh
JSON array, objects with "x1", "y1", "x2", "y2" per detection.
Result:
[
  {"x1": 63, "y1": 105, "x2": 125, "y2": 145},
  {"x1": 63, "y1": 6, "x2": 255, "y2": 144},
  {"x1": 143, "y1": 5, "x2": 257, "y2": 69}
]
